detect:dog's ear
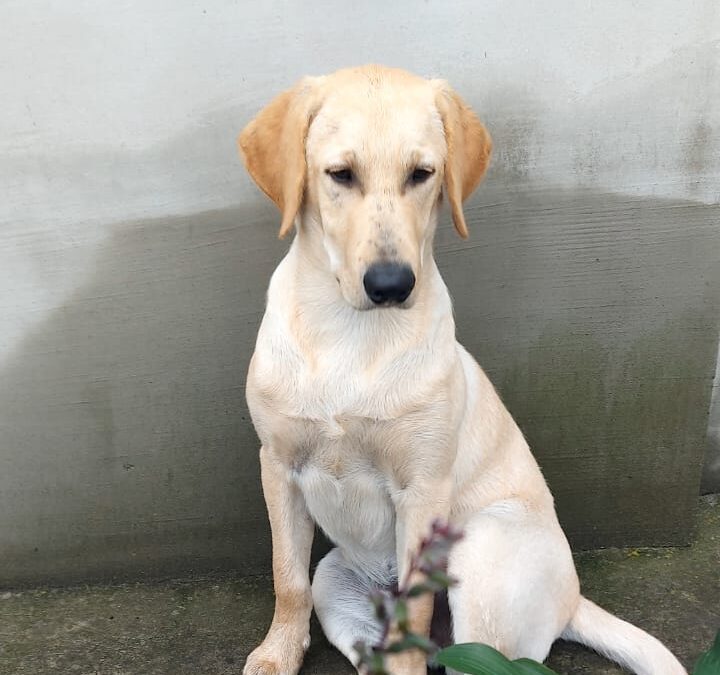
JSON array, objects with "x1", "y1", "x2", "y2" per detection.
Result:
[
  {"x1": 238, "y1": 78, "x2": 323, "y2": 239},
  {"x1": 433, "y1": 82, "x2": 492, "y2": 239}
]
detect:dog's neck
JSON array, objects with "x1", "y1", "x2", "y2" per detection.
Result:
[{"x1": 267, "y1": 218, "x2": 455, "y2": 366}]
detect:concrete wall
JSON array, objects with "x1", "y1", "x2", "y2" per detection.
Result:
[{"x1": 1, "y1": 0, "x2": 718, "y2": 586}]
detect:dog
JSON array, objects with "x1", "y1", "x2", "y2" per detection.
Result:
[{"x1": 238, "y1": 65, "x2": 686, "y2": 675}]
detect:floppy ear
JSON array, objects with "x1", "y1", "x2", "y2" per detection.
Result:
[
  {"x1": 434, "y1": 82, "x2": 492, "y2": 239},
  {"x1": 238, "y1": 78, "x2": 323, "y2": 238}
]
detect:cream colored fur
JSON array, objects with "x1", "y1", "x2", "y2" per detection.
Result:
[{"x1": 238, "y1": 65, "x2": 686, "y2": 675}]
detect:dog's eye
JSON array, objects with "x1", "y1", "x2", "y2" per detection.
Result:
[
  {"x1": 326, "y1": 168, "x2": 353, "y2": 185},
  {"x1": 410, "y1": 167, "x2": 434, "y2": 185}
]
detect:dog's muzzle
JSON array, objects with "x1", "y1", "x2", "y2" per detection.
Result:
[{"x1": 363, "y1": 262, "x2": 416, "y2": 305}]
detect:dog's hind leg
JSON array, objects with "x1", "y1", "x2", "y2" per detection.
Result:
[
  {"x1": 312, "y1": 548, "x2": 394, "y2": 668},
  {"x1": 447, "y1": 506, "x2": 578, "y2": 663}
]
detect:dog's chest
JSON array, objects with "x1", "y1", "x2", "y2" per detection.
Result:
[
  {"x1": 288, "y1": 381, "x2": 398, "y2": 562},
  {"x1": 251, "y1": 353, "x2": 410, "y2": 563},
  {"x1": 294, "y1": 453, "x2": 397, "y2": 567},
  {"x1": 248, "y1": 311, "x2": 456, "y2": 566}
]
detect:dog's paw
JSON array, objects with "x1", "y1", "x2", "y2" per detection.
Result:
[
  {"x1": 242, "y1": 653, "x2": 295, "y2": 675},
  {"x1": 242, "y1": 629, "x2": 310, "y2": 675},
  {"x1": 242, "y1": 649, "x2": 305, "y2": 675}
]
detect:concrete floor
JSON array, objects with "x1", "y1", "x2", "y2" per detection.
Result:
[{"x1": 1, "y1": 495, "x2": 717, "y2": 675}]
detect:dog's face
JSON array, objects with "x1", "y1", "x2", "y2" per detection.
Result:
[
  {"x1": 304, "y1": 77, "x2": 448, "y2": 309},
  {"x1": 239, "y1": 66, "x2": 492, "y2": 310}
]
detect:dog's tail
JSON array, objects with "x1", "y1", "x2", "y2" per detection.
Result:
[{"x1": 561, "y1": 595, "x2": 687, "y2": 675}]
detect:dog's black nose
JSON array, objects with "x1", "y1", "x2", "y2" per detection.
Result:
[{"x1": 363, "y1": 262, "x2": 416, "y2": 305}]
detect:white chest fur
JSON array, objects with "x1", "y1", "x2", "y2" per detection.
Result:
[
  {"x1": 250, "y1": 345, "x2": 409, "y2": 574},
  {"x1": 247, "y1": 254, "x2": 459, "y2": 575},
  {"x1": 294, "y1": 460, "x2": 397, "y2": 577}
]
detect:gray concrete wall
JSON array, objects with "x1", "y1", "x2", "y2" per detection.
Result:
[{"x1": 1, "y1": 1, "x2": 718, "y2": 587}]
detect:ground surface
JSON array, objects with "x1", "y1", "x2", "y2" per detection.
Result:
[{"x1": 1, "y1": 496, "x2": 717, "y2": 675}]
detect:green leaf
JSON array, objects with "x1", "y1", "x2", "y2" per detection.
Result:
[
  {"x1": 434, "y1": 644, "x2": 560, "y2": 675},
  {"x1": 694, "y1": 630, "x2": 720, "y2": 675},
  {"x1": 401, "y1": 632, "x2": 437, "y2": 654},
  {"x1": 369, "y1": 650, "x2": 388, "y2": 675},
  {"x1": 435, "y1": 643, "x2": 519, "y2": 675},
  {"x1": 428, "y1": 570, "x2": 455, "y2": 589},
  {"x1": 395, "y1": 599, "x2": 409, "y2": 632},
  {"x1": 513, "y1": 657, "x2": 559, "y2": 674},
  {"x1": 406, "y1": 582, "x2": 434, "y2": 598},
  {"x1": 387, "y1": 632, "x2": 437, "y2": 655}
]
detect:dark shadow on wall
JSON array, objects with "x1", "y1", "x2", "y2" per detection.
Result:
[
  {"x1": 0, "y1": 184, "x2": 718, "y2": 587},
  {"x1": 0, "y1": 202, "x2": 285, "y2": 587},
  {"x1": 435, "y1": 184, "x2": 720, "y2": 547}
]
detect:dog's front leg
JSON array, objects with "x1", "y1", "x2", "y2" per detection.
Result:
[
  {"x1": 386, "y1": 480, "x2": 452, "y2": 675},
  {"x1": 243, "y1": 445, "x2": 314, "y2": 675}
]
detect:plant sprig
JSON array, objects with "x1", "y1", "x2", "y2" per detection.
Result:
[{"x1": 354, "y1": 520, "x2": 462, "y2": 674}]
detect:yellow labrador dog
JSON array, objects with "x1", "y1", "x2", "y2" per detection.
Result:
[{"x1": 238, "y1": 65, "x2": 685, "y2": 675}]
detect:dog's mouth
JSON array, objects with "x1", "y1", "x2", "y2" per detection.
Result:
[{"x1": 362, "y1": 262, "x2": 416, "y2": 307}]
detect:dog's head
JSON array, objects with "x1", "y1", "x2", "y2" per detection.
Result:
[{"x1": 239, "y1": 65, "x2": 491, "y2": 310}]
